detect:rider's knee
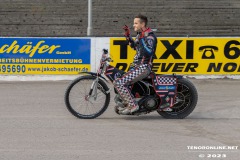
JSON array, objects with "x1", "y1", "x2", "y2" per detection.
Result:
[{"x1": 113, "y1": 78, "x2": 122, "y2": 87}]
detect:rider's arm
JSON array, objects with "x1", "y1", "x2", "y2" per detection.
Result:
[{"x1": 140, "y1": 35, "x2": 156, "y2": 56}]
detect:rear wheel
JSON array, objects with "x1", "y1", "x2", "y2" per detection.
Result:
[
  {"x1": 157, "y1": 78, "x2": 198, "y2": 119},
  {"x1": 64, "y1": 75, "x2": 110, "y2": 119}
]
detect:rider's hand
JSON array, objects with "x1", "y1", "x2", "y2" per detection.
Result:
[{"x1": 123, "y1": 25, "x2": 130, "y2": 37}]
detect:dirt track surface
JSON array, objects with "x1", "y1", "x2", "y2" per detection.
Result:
[{"x1": 0, "y1": 79, "x2": 239, "y2": 160}]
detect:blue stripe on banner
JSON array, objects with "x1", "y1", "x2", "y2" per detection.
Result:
[{"x1": 141, "y1": 39, "x2": 152, "y2": 54}]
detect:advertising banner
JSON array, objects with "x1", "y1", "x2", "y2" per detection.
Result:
[
  {"x1": 0, "y1": 38, "x2": 90, "y2": 74},
  {"x1": 110, "y1": 37, "x2": 240, "y2": 74}
]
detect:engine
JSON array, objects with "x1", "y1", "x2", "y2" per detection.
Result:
[
  {"x1": 131, "y1": 81, "x2": 159, "y2": 112},
  {"x1": 138, "y1": 95, "x2": 159, "y2": 111},
  {"x1": 114, "y1": 79, "x2": 160, "y2": 114}
]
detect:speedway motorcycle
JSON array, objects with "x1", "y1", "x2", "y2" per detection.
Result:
[{"x1": 64, "y1": 49, "x2": 198, "y2": 119}]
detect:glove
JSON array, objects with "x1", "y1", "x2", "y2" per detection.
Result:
[{"x1": 123, "y1": 25, "x2": 130, "y2": 37}]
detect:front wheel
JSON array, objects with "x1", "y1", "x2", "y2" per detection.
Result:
[
  {"x1": 64, "y1": 75, "x2": 110, "y2": 119},
  {"x1": 157, "y1": 78, "x2": 198, "y2": 119}
]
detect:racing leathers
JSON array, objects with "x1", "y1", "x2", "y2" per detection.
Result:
[{"x1": 113, "y1": 27, "x2": 157, "y2": 114}]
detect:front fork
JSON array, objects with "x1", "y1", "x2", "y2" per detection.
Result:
[{"x1": 87, "y1": 77, "x2": 99, "y2": 101}]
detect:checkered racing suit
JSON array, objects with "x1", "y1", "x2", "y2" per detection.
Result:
[{"x1": 113, "y1": 28, "x2": 157, "y2": 108}]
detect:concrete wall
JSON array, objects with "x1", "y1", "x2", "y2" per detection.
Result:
[{"x1": 0, "y1": 0, "x2": 240, "y2": 37}]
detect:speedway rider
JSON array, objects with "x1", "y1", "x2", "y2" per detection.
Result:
[{"x1": 113, "y1": 14, "x2": 158, "y2": 115}]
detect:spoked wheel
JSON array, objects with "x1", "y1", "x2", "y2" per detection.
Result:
[
  {"x1": 64, "y1": 75, "x2": 110, "y2": 119},
  {"x1": 157, "y1": 78, "x2": 198, "y2": 119}
]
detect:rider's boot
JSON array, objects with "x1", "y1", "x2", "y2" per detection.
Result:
[
  {"x1": 130, "y1": 104, "x2": 139, "y2": 113},
  {"x1": 120, "y1": 103, "x2": 139, "y2": 115},
  {"x1": 114, "y1": 94, "x2": 128, "y2": 111},
  {"x1": 116, "y1": 101, "x2": 127, "y2": 111},
  {"x1": 120, "y1": 107, "x2": 131, "y2": 115}
]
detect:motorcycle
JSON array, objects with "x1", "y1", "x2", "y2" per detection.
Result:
[{"x1": 64, "y1": 49, "x2": 198, "y2": 119}]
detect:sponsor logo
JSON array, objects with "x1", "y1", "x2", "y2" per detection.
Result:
[
  {"x1": 110, "y1": 38, "x2": 240, "y2": 74},
  {"x1": 158, "y1": 86, "x2": 176, "y2": 90},
  {"x1": 0, "y1": 40, "x2": 61, "y2": 58}
]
